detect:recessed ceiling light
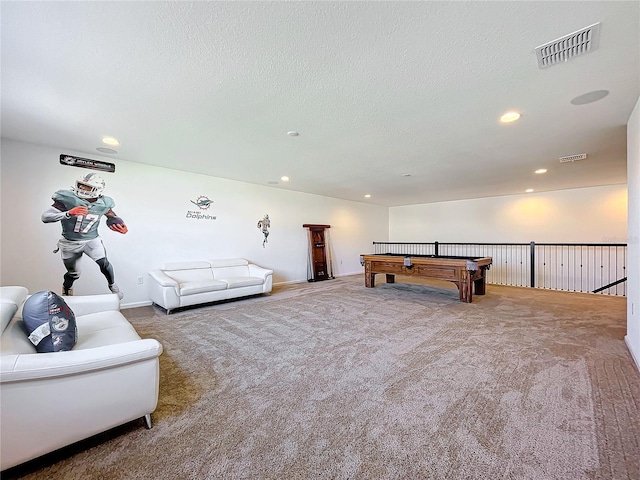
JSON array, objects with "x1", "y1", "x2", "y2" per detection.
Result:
[
  {"x1": 96, "y1": 147, "x2": 117, "y2": 154},
  {"x1": 402, "y1": 173, "x2": 411, "y2": 177},
  {"x1": 525, "y1": 188, "x2": 535, "y2": 193},
  {"x1": 102, "y1": 136, "x2": 120, "y2": 146},
  {"x1": 364, "y1": 194, "x2": 371, "y2": 198},
  {"x1": 535, "y1": 168, "x2": 547, "y2": 174},
  {"x1": 286, "y1": 131, "x2": 299, "y2": 137},
  {"x1": 500, "y1": 111, "x2": 521, "y2": 123},
  {"x1": 280, "y1": 176, "x2": 289, "y2": 182}
]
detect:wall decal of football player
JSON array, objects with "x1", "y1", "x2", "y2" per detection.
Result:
[
  {"x1": 42, "y1": 173, "x2": 128, "y2": 298},
  {"x1": 257, "y1": 214, "x2": 270, "y2": 247}
]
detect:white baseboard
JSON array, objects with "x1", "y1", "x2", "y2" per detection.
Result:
[
  {"x1": 273, "y1": 272, "x2": 361, "y2": 287},
  {"x1": 624, "y1": 335, "x2": 640, "y2": 373},
  {"x1": 121, "y1": 300, "x2": 152, "y2": 310},
  {"x1": 273, "y1": 279, "x2": 308, "y2": 287}
]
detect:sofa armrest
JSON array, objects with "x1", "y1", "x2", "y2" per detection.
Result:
[
  {"x1": 148, "y1": 270, "x2": 181, "y2": 310},
  {"x1": 63, "y1": 294, "x2": 120, "y2": 316},
  {"x1": 248, "y1": 264, "x2": 274, "y2": 279},
  {"x1": 148, "y1": 270, "x2": 179, "y2": 288},
  {"x1": 0, "y1": 339, "x2": 163, "y2": 383}
]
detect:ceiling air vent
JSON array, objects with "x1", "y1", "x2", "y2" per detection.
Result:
[
  {"x1": 535, "y1": 23, "x2": 601, "y2": 69},
  {"x1": 559, "y1": 153, "x2": 587, "y2": 163}
]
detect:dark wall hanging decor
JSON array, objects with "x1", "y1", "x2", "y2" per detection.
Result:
[
  {"x1": 303, "y1": 224, "x2": 334, "y2": 282},
  {"x1": 60, "y1": 154, "x2": 115, "y2": 173}
]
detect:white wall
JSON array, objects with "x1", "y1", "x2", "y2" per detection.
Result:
[
  {"x1": 0, "y1": 139, "x2": 388, "y2": 307},
  {"x1": 626, "y1": 97, "x2": 640, "y2": 370},
  {"x1": 389, "y1": 185, "x2": 627, "y2": 243}
]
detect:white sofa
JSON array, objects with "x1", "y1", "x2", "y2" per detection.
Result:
[
  {"x1": 0, "y1": 286, "x2": 163, "y2": 471},
  {"x1": 148, "y1": 258, "x2": 273, "y2": 313}
]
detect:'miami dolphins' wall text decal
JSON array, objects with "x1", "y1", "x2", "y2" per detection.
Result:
[{"x1": 187, "y1": 195, "x2": 217, "y2": 220}]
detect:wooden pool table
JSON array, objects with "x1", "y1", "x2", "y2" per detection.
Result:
[{"x1": 360, "y1": 253, "x2": 493, "y2": 303}]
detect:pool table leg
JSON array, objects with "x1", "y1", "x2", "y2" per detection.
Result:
[
  {"x1": 364, "y1": 262, "x2": 375, "y2": 287},
  {"x1": 461, "y1": 282, "x2": 472, "y2": 302},
  {"x1": 459, "y1": 270, "x2": 473, "y2": 303},
  {"x1": 385, "y1": 274, "x2": 395, "y2": 284}
]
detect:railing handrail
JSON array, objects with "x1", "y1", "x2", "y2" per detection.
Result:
[{"x1": 373, "y1": 241, "x2": 628, "y2": 247}]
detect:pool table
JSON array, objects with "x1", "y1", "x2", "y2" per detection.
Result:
[{"x1": 360, "y1": 253, "x2": 493, "y2": 303}]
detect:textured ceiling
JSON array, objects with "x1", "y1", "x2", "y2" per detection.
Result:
[{"x1": 1, "y1": 1, "x2": 638, "y2": 207}]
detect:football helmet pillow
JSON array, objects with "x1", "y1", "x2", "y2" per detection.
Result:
[{"x1": 22, "y1": 291, "x2": 77, "y2": 353}]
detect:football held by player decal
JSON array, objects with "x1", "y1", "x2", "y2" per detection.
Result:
[{"x1": 42, "y1": 173, "x2": 127, "y2": 299}]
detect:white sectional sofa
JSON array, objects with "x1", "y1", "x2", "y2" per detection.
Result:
[
  {"x1": 0, "y1": 286, "x2": 163, "y2": 471},
  {"x1": 148, "y1": 258, "x2": 273, "y2": 313}
]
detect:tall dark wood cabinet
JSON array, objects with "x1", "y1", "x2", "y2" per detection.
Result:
[{"x1": 303, "y1": 224, "x2": 333, "y2": 282}]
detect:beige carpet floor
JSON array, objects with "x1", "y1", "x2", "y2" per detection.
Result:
[{"x1": 4, "y1": 274, "x2": 639, "y2": 479}]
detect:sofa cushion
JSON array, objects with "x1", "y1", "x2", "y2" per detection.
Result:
[
  {"x1": 179, "y1": 280, "x2": 228, "y2": 296},
  {"x1": 0, "y1": 286, "x2": 29, "y2": 306},
  {"x1": 164, "y1": 265, "x2": 215, "y2": 285},
  {"x1": 1, "y1": 318, "x2": 39, "y2": 354},
  {"x1": 74, "y1": 311, "x2": 142, "y2": 349},
  {"x1": 162, "y1": 261, "x2": 212, "y2": 271},
  {"x1": 22, "y1": 291, "x2": 77, "y2": 353},
  {"x1": 0, "y1": 286, "x2": 29, "y2": 334},
  {"x1": 212, "y1": 265, "x2": 251, "y2": 279},
  {"x1": 223, "y1": 277, "x2": 266, "y2": 289},
  {"x1": 209, "y1": 259, "x2": 248, "y2": 268},
  {"x1": 1, "y1": 303, "x2": 18, "y2": 336}
]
